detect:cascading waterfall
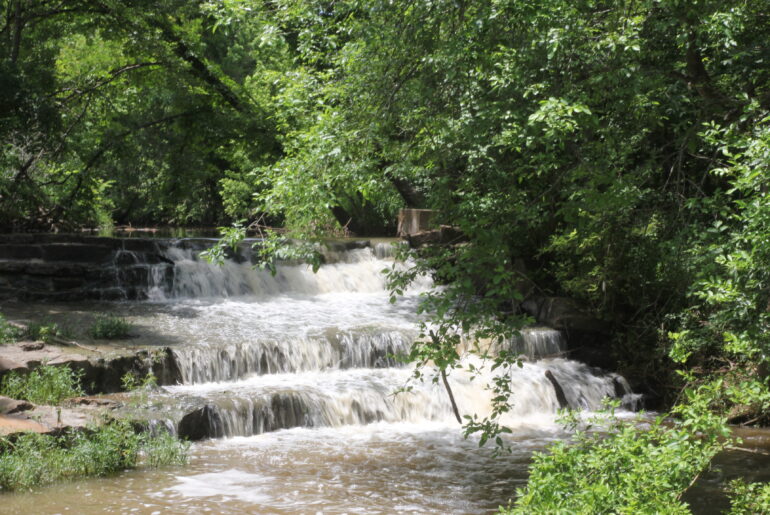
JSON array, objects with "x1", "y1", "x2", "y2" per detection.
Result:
[
  {"x1": 167, "y1": 358, "x2": 636, "y2": 439},
  {"x1": 510, "y1": 327, "x2": 566, "y2": 359},
  {"x1": 120, "y1": 239, "x2": 640, "y2": 440}
]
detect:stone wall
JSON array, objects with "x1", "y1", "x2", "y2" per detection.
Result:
[{"x1": 0, "y1": 234, "x2": 173, "y2": 301}]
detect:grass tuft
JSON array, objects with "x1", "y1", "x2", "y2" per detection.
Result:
[
  {"x1": 25, "y1": 321, "x2": 64, "y2": 343},
  {"x1": 89, "y1": 316, "x2": 131, "y2": 339}
]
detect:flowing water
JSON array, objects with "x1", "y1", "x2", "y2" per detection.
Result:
[{"x1": 0, "y1": 239, "x2": 651, "y2": 513}]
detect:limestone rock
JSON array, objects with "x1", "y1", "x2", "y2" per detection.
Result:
[
  {"x1": 0, "y1": 356, "x2": 27, "y2": 375},
  {"x1": 0, "y1": 396, "x2": 33, "y2": 414},
  {"x1": 0, "y1": 414, "x2": 47, "y2": 435},
  {"x1": 0, "y1": 404, "x2": 100, "y2": 436},
  {"x1": 64, "y1": 396, "x2": 121, "y2": 409}
]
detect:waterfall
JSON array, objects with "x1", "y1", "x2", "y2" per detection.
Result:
[
  {"x1": 165, "y1": 356, "x2": 638, "y2": 439},
  {"x1": 123, "y1": 238, "x2": 640, "y2": 441},
  {"x1": 511, "y1": 327, "x2": 566, "y2": 359},
  {"x1": 124, "y1": 240, "x2": 431, "y2": 300}
]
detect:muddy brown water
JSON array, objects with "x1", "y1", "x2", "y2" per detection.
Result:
[{"x1": 1, "y1": 425, "x2": 767, "y2": 514}]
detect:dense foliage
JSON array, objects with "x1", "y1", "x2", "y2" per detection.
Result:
[
  {"x1": 728, "y1": 479, "x2": 770, "y2": 515},
  {"x1": 221, "y1": 0, "x2": 769, "y2": 510},
  {"x1": 1, "y1": 0, "x2": 285, "y2": 230}
]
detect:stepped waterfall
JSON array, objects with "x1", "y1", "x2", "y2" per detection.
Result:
[{"x1": 121, "y1": 240, "x2": 637, "y2": 440}]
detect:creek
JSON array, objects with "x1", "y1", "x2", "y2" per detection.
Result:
[{"x1": 1, "y1": 238, "x2": 765, "y2": 514}]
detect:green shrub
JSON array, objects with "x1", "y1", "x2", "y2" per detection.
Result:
[
  {"x1": 728, "y1": 480, "x2": 770, "y2": 515},
  {"x1": 508, "y1": 407, "x2": 728, "y2": 514},
  {"x1": 121, "y1": 371, "x2": 157, "y2": 392},
  {"x1": 89, "y1": 316, "x2": 131, "y2": 339},
  {"x1": 0, "y1": 365, "x2": 84, "y2": 405},
  {"x1": 0, "y1": 422, "x2": 189, "y2": 492},
  {"x1": 139, "y1": 430, "x2": 190, "y2": 468},
  {"x1": 0, "y1": 314, "x2": 19, "y2": 344},
  {"x1": 25, "y1": 322, "x2": 63, "y2": 343}
]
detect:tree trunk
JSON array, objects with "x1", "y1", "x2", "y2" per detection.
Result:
[{"x1": 10, "y1": 0, "x2": 23, "y2": 63}]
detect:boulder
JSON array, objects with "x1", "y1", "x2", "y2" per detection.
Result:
[{"x1": 178, "y1": 404, "x2": 223, "y2": 440}]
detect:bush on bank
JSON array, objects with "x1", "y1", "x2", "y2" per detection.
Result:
[
  {"x1": 0, "y1": 314, "x2": 19, "y2": 344},
  {"x1": 508, "y1": 406, "x2": 728, "y2": 514},
  {"x1": 0, "y1": 365, "x2": 83, "y2": 405},
  {"x1": 728, "y1": 480, "x2": 770, "y2": 515},
  {"x1": 0, "y1": 422, "x2": 189, "y2": 492}
]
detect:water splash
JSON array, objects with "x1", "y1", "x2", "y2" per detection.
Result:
[{"x1": 165, "y1": 357, "x2": 636, "y2": 439}]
